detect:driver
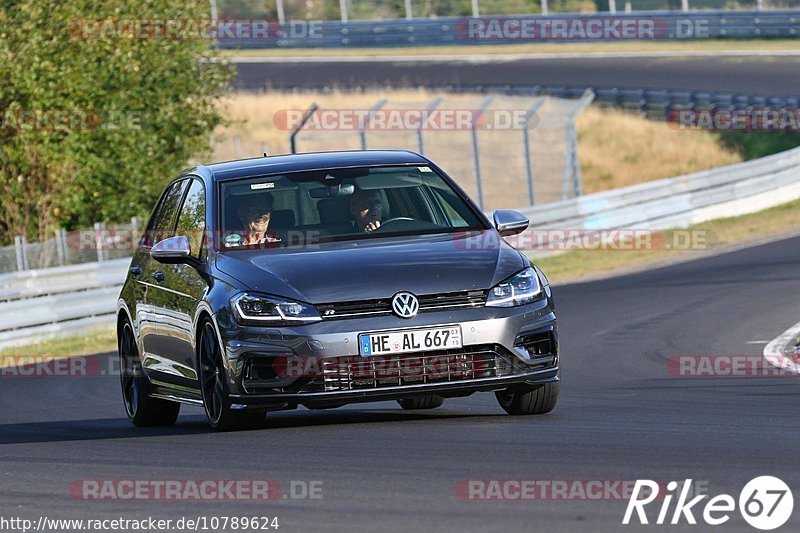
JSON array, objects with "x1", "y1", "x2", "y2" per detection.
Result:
[{"x1": 348, "y1": 189, "x2": 383, "y2": 233}]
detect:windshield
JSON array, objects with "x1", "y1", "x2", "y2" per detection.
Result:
[{"x1": 219, "y1": 165, "x2": 486, "y2": 250}]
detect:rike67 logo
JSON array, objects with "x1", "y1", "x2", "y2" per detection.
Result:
[{"x1": 623, "y1": 477, "x2": 793, "y2": 530}]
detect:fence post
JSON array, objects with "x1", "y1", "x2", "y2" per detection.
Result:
[
  {"x1": 276, "y1": 0, "x2": 286, "y2": 24},
  {"x1": 55, "y1": 228, "x2": 67, "y2": 266},
  {"x1": 471, "y1": 96, "x2": 495, "y2": 211},
  {"x1": 14, "y1": 235, "x2": 29, "y2": 271},
  {"x1": 359, "y1": 99, "x2": 388, "y2": 151},
  {"x1": 563, "y1": 89, "x2": 595, "y2": 199},
  {"x1": 94, "y1": 222, "x2": 106, "y2": 262},
  {"x1": 209, "y1": 0, "x2": 218, "y2": 23},
  {"x1": 416, "y1": 97, "x2": 442, "y2": 155},
  {"x1": 290, "y1": 103, "x2": 319, "y2": 154},
  {"x1": 130, "y1": 216, "x2": 140, "y2": 252},
  {"x1": 522, "y1": 97, "x2": 546, "y2": 206}
]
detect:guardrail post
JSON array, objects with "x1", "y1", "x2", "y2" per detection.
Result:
[
  {"x1": 360, "y1": 99, "x2": 387, "y2": 151},
  {"x1": 608, "y1": 0, "x2": 616, "y2": 14},
  {"x1": 290, "y1": 103, "x2": 319, "y2": 154},
  {"x1": 94, "y1": 222, "x2": 106, "y2": 262},
  {"x1": 681, "y1": 0, "x2": 689, "y2": 12},
  {"x1": 14, "y1": 235, "x2": 29, "y2": 271},
  {"x1": 471, "y1": 0, "x2": 480, "y2": 17},
  {"x1": 404, "y1": 0, "x2": 413, "y2": 19},
  {"x1": 339, "y1": 0, "x2": 348, "y2": 23},
  {"x1": 540, "y1": 0, "x2": 549, "y2": 15}
]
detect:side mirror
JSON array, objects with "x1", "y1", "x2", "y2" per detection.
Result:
[
  {"x1": 493, "y1": 210, "x2": 529, "y2": 237},
  {"x1": 150, "y1": 235, "x2": 192, "y2": 264}
]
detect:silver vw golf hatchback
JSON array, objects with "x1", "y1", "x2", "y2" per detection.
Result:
[{"x1": 117, "y1": 151, "x2": 559, "y2": 430}]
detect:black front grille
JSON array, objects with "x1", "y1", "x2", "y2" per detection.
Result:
[{"x1": 317, "y1": 290, "x2": 487, "y2": 320}]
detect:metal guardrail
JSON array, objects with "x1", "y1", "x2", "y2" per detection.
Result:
[
  {"x1": 2, "y1": 145, "x2": 800, "y2": 348},
  {"x1": 0, "y1": 259, "x2": 129, "y2": 348},
  {"x1": 518, "y1": 144, "x2": 800, "y2": 246},
  {"x1": 218, "y1": 11, "x2": 800, "y2": 48},
  {"x1": 0, "y1": 259, "x2": 130, "y2": 302},
  {"x1": 477, "y1": 85, "x2": 800, "y2": 120}
]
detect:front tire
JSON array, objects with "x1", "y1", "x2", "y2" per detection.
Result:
[
  {"x1": 495, "y1": 380, "x2": 559, "y2": 416},
  {"x1": 118, "y1": 321, "x2": 180, "y2": 427},
  {"x1": 397, "y1": 395, "x2": 445, "y2": 410},
  {"x1": 198, "y1": 320, "x2": 265, "y2": 431}
]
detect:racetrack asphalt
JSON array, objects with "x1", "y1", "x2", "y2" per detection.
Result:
[
  {"x1": 233, "y1": 55, "x2": 800, "y2": 98},
  {"x1": 2, "y1": 232, "x2": 799, "y2": 532}
]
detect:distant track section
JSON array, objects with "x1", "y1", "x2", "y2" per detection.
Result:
[{"x1": 233, "y1": 55, "x2": 800, "y2": 98}]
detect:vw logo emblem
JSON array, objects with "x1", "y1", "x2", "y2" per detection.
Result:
[{"x1": 391, "y1": 292, "x2": 419, "y2": 319}]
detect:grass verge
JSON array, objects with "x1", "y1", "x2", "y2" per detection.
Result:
[
  {"x1": 221, "y1": 39, "x2": 800, "y2": 58},
  {"x1": 534, "y1": 197, "x2": 800, "y2": 284},
  {"x1": 0, "y1": 326, "x2": 116, "y2": 362}
]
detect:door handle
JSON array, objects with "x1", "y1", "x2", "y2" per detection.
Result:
[
  {"x1": 130, "y1": 266, "x2": 143, "y2": 277},
  {"x1": 152, "y1": 271, "x2": 166, "y2": 282}
]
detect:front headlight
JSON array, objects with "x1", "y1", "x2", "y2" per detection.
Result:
[
  {"x1": 231, "y1": 293, "x2": 321, "y2": 325},
  {"x1": 486, "y1": 267, "x2": 543, "y2": 307}
]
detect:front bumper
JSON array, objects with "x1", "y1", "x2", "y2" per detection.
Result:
[
  {"x1": 215, "y1": 295, "x2": 558, "y2": 409},
  {"x1": 230, "y1": 367, "x2": 559, "y2": 409}
]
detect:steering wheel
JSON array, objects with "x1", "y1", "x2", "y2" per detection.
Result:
[{"x1": 379, "y1": 217, "x2": 415, "y2": 226}]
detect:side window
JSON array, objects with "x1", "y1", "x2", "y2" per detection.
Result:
[
  {"x1": 142, "y1": 180, "x2": 188, "y2": 248},
  {"x1": 175, "y1": 179, "x2": 206, "y2": 259}
]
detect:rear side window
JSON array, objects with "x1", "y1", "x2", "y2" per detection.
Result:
[
  {"x1": 175, "y1": 179, "x2": 206, "y2": 259},
  {"x1": 141, "y1": 180, "x2": 188, "y2": 248}
]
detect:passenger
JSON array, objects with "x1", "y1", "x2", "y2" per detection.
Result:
[
  {"x1": 230, "y1": 193, "x2": 281, "y2": 246},
  {"x1": 348, "y1": 189, "x2": 383, "y2": 233}
]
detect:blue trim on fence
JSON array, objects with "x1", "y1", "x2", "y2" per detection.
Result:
[{"x1": 216, "y1": 10, "x2": 800, "y2": 49}]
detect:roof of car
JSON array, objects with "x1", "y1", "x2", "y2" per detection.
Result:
[{"x1": 200, "y1": 150, "x2": 429, "y2": 182}]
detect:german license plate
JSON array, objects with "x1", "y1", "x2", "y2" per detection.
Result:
[{"x1": 359, "y1": 326, "x2": 462, "y2": 357}]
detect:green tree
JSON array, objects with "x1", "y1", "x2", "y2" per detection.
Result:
[{"x1": 0, "y1": 0, "x2": 233, "y2": 244}]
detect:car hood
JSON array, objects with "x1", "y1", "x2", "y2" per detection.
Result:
[{"x1": 215, "y1": 231, "x2": 525, "y2": 304}]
